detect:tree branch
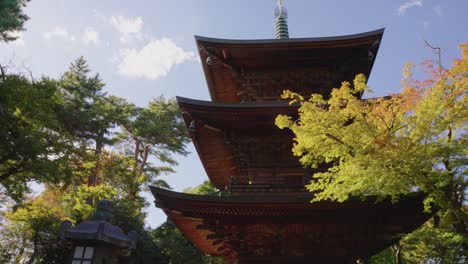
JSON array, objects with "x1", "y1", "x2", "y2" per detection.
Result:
[
  {"x1": 0, "y1": 165, "x2": 24, "y2": 182},
  {"x1": 138, "y1": 145, "x2": 150, "y2": 177},
  {"x1": 324, "y1": 133, "x2": 355, "y2": 153},
  {"x1": 133, "y1": 138, "x2": 140, "y2": 162},
  {"x1": 0, "y1": 64, "x2": 6, "y2": 81}
]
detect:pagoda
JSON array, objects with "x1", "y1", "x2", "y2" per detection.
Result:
[{"x1": 151, "y1": 2, "x2": 431, "y2": 263}]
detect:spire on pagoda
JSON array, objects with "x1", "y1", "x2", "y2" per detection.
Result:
[{"x1": 275, "y1": 0, "x2": 289, "y2": 39}]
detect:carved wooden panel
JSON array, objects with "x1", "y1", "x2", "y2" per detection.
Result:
[{"x1": 237, "y1": 70, "x2": 336, "y2": 102}]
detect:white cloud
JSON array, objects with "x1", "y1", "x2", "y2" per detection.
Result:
[
  {"x1": 43, "y1": 26, "x2": 73, "y2": 41},
  {"x1": 82, "y1": 27, "x2": 100, "y2": 45},
  {"x1": 110, "y1": 15, "x2": 142, "y2": 33},
  {"x1": 398, "y1": 0, "x2": 424, "y2": 16},
  {"x1": 10, "y1": 31, "x2": 25, "y2": 46},
  {"x1": 110, "y1": 15, "x2": 144, "y2": 44},
  {"x1": 117, "y1": 38, "x2": 195, "y2": 80},
  {"x1": 433, "y1": 5, "x2": 443, "y2": 16}
]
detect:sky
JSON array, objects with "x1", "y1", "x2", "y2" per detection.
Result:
[{"x1": 1, "y1": 0, "x2": 466, "y2": 228}]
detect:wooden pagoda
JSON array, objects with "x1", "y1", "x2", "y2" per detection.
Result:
[{"x1": 151, "y1": 3, "x2": 431, "y2": 263}]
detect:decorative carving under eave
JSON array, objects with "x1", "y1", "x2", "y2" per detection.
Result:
[
  {"x1": 225, "y1": 130, "x2": 309, "y2": 190},
  {"x1": 237, "y1": 69, "x2": 336, "y2": 102},
  {"x1": 203, "y1": 222, "x2": 376, "y2": 259},
  {"x1": 234, "y1": 55, "x2": 371, "y2": 102}
]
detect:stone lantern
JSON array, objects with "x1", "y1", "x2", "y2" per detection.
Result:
[{"x1": 59, "y1": 200, "x2": 136, "y2": 264}]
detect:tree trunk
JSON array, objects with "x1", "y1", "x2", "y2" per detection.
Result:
[
  {"x1": 138, "y1": 145, "x2": 150, "y2": 177},
  {"x1": 89, "y1": 130, "x2": 104, "y2": 186},
  {"x1": 0, "y1": 64, "x2": 6, "y2": 81},
  {"x1": 133, "y1": 138, "x2": 140, "y2": 172},
  {"x1": 391, "y1": 243, "x2": 402, "y2": 264},
  {"x1": 14, "y1": 236, "x2": 27, "y2": 264},
  {"x1": 26, "y1": 232, "x2": 39, "y2": 264}
]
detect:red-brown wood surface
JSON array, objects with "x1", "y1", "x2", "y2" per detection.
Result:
[
  {"x1": 152, "y1": 187, "x2": 432, "y2": 263},
  {"x1": 196, "y1": 29, "x2": 383, "y2": 103},
  {"x1": 151, "y1": 28, "x2": 431, "y2": 263},
  {"x1": 178, "y1": 97, "x2": 311, "y2": 191}
]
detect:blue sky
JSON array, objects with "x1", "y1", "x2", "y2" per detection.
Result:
[{"x1": 1, "y1": 0, "x2": 466, "y2": 227}]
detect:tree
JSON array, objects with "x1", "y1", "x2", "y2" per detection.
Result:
[
  {"x1": 62, "y1": 184, "x2": 117, "y2": 223},
  {"x1": 0, "y1": 188, "x2": 67, "y2": 264},
  {"x1": 0, "y1": 72, "x2": 74, "y2": 201},
  {"x1": 0, "y1": 0, "x2": 29, "y2": 42},
  {"x1": 58, "y1": 57, "x2": 135, "y2": 187},
  {"x1": 117, "y1": 96, "x2": 190, "y2": 197},
  {"x1": 399, "y1": 221, "x2": 465, "y2": 263},
  {"x1": 58, "y1": 58, "x2": 190, "y2": 191},
  {"x1": 184, "y1": 180, "x2": 230, "y2": 196},
  {"x1": 276, "y1": 57, "x2": 467, "y2": 261},
  {"x1": 1, "y1": 185, "x2": 168, "y2": 264},
  {"x1": 184, "y1": 180, "x2": 219, "y2": 195},
  {"x1": 370, "y1": 218, "x2": 466, "y2": 263},
  {"x1": 152, "y1": 221, "x2": 225, "y2": 264},
  {"x1": 0, "y1": 56, "x2": 193, "y2": 263},
  {"x1": 56, "y1": 58, "x2": 192, "y2": 263},
  {"x1": 55, "y1": 58, "x2": 191, "y2": 263}
]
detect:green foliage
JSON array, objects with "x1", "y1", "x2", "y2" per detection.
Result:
[
  {"x1": 62, "y1": 185, "x2": 117, "y2": 223},
  {"x1": 0, "y1": 73, "x2": 74, "y2": 201},
  {"x1": 140, "y1": 181, "x2": 229, "y2": 264},
  {"x1": 132, "y1": 96, "x2": 190, "y2": 158},
  {"x1": 58, "y1": 57, "x2": 132, "y2": 145},
  {"x1": 369, "y1": 247, "x2": 398, "y2": 264},
  {"x1": 55, "y1": 57, "x2": 139, "y2": 190},
  {"x1": 401, "y1": 225, "x2": 465, "y2": 263},
  {"x1": 120, "y1": 227, "x2": 166, "y2": 264},
  {"x1": 0, "y1": 56, "x2": 192, "y2": 263},
  {"x1": 0, "y1": 57, "x2": 189, "y2": 200},
  {"x1": 371, "y1": 220, "x2": 466, "y2": 263},
  {"x1": 277, "y1": 57, "x2": 468, "y2": 261},
  {"x1": 151, "y1": 221, "x2": 202, "y2": 264},
  {"x1": 152, "y1": 221, "x2": 224, "y2": 264},
  {"x1": 0, "y1": 0, "x2": 29, "y2": 42},
  {"x1": 184, "y1": 180, "x2": 218, "y2": 195},
  {"x1": 184, "y1": 180, "x2": 230, "y2": 196},
  {"x1": 116, "y1": 95, "x2": 190, "y2": 195},
  {"x1": 1, "y1": 189, "x2": 67, "y2": 263}
]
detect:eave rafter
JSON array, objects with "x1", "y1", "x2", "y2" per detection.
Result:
[
  {"x1": 195, "y1": 28, "x2": 384, "y2": 102},
  {"x1": 151, "y1": 187, "x2": 432, "y2": 263},
  {"x1": 177, "y1": 97, "x2": 308, "y2": 190}
]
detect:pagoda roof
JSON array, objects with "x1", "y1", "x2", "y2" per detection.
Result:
[
  {"x1": 151, "y1": 187, "x2": 432, "y2": 263},
  {"x1": 195, "y1": 28, "x2": 384, "y2": 102},
  {"x1": 177, "y1": 96, "x2": 298, "y2": 129},
  {"x1": 178, "y1": 97, "x2": 303, "y2": 190}
]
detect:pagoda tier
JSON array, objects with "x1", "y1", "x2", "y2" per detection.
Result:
[
  {"x1": 151, "y1": 27, "x2": 430, "y2": 263},
  {"x1": 196, "y1": 28, "x2": 383, "y2": 103},
  {"x1": 178, "y1": 96, "x2": 323, "y2": 193},
  {"x1": 151, "y1": 187, "x2": 432, "y2": 264}
]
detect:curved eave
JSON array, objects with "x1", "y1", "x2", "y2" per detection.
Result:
[
  {"x1": 151, "y1": 186, "x2": 427, "y2": 210},
  {"x1": 195, "y1": 28, "x2": 384, "y2": 46},
  {"x1": 151, "y1": 186, "x2": 314, "y2": 206},
  {"x1": 177, "y1": 96, "x2": 293, "y2": 108},
  {"x1": 176, "y1": 96, "x2": 394, "y2": 190},
  {"x1": 177, "y1": 97, "x2": 299, "y2": 189},
  {"x1": 177, "y1": 96, "x2": 298, "y2": 129},
  {"x1": 196, "y1": 29, "x2": 384, "y2": 102},
  {"x1": 151, "y1": 187, "x2": 432, "y2": 260}
]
